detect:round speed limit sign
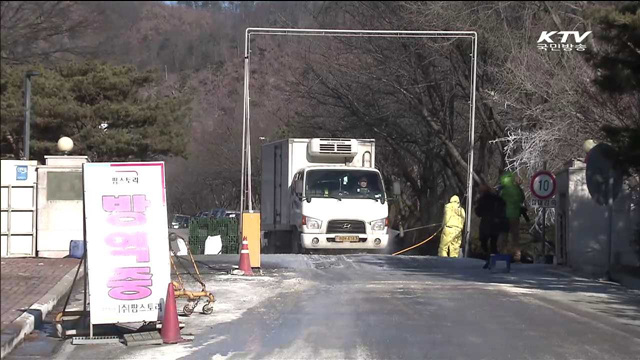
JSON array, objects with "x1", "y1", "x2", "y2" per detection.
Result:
[{"x1": 530, "y1": 171, "x2": 556, "y2": 199}]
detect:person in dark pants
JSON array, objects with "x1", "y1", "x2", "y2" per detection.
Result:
[
  {"x1": 475, "y1": 184, "x2": 508, "y2": 269},
  {"x1": 520, "y1": 205, "x2": 530, "y2": 223}
]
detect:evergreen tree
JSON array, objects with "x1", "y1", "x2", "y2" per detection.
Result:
[
  {"x1": 587, "y1": 2, "x2": 640, "y2": 173},
  {"x1": 0, "y1": 61, "x2": 190, "y2": 161}
]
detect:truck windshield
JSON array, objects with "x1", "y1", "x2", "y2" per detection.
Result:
[{"x1": 305, "y1": 169, "x2": 385, "y2": 200}]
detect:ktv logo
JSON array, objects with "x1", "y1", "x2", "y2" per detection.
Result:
[{"x1": 537, "y1": 31, "x2": 592, "y2": 52}]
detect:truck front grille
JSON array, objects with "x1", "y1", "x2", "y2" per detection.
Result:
[{"x1": 327, "y1": 220, "x2": 366, "y2": 234}]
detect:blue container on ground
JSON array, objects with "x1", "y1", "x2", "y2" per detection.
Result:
[
  {"x1": 69, "y1": 240, "x2": 85, "y2": 259},
  {"x1": 489, "y1": 254, "x2": 512, "y2": 273}
]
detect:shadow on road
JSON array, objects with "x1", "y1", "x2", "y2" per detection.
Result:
[{"x1": 354, "y1": 255, "x2": 640, "y2": 328}]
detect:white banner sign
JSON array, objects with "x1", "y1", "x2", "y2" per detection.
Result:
[{"x1": 83, "y1": 162, "x2": 171, "y2": 325}]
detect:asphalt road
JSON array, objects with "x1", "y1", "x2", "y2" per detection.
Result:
[{"x1": 8, "y1": 255, "x2": 640, "y2": 360}]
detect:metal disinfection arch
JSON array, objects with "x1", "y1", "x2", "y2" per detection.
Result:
[{"x1": 239, "y1": 28, "x2": 479, "y2": 257}]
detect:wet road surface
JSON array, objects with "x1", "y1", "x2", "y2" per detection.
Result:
[{"x1": 7, "y1": 255, "x2": 640, "y2": 360}]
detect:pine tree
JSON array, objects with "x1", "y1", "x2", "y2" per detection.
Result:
[
  {"x1": 0, "y1": 61, "x2": 190, "y2": 161},
  {"x1": 587, "y1": 2, "x2": 640, "y2": 173}
]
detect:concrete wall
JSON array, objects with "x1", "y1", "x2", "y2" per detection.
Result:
[
  {"x1": 36, "y1": 156, "x2": 88, "y2": 258},
  {"x1": 556, "y1": 160, "x2": 639, "y2": 277}
]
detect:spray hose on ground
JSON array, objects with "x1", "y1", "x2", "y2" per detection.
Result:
[{"x1": 392, "y1": 223, "x2": 443, "y2": 256}]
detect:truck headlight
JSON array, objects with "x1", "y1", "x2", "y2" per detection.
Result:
[
  {"x1": 370, "y1": 218, "x2": 388, "y2": 231},
  {"x1": 303, "y1": 216, "x2": 322, "y2": 230}
]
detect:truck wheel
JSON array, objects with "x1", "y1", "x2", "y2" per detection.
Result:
[
  {"x1": 263, "y1": 232, "x2": 276, "y2": 254},
  {"x1": 291, "y1": 228, "x2": 301, "y2": 254}
]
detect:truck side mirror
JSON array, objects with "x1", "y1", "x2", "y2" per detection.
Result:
[
  {"x1": 393, "y1": 181, "x2": 401, "y2": 196},
  {"x1": 295, "y1": 180, "x2": 304, "y2": 196}
]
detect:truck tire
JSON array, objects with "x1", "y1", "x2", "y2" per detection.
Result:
[
  {"x1": 291, "y1": 228, "x2": 301, "y2": 254},
  {"x1": 263, "y1": 232, "x2": 276, "y2": 254},
  {"x1": 267, "y1": 231, "x2": 289, "y2": 254}
]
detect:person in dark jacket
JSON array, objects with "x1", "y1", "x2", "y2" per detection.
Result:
[
  {"x1": 475, "y1": 184, "x2": 508, "y2": 269},
  {"x1": 515, "y1": 177, "x2": 530, "y2": 223}
]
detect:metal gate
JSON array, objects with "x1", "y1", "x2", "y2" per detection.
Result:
[
  {"x1": 1, "y1": 183, "x2": 37, "y2": 257},
  {"x1": 188, "y1": 218, "x2": 239, "y2": 255}
]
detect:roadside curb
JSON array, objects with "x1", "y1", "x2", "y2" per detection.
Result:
[
  {"x1": 0, "y1": 264, "x2": 83, "y2": 359},
  {"x1": 547, "y1": 266, "x2": 640, "y2": 292},
  {"x1": 546, "y1": 267, "x2": 604, "y2": 283},
  {"x1": 610, "y1": 269, "x2": 640, "y2": 291}
]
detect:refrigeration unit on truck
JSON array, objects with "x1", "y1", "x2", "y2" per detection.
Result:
[{"x1": 261, "y1": 138, "x2": 390, "y2": 253}]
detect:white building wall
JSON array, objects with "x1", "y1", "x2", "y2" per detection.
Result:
[{"x1": 557, "y1": 160, "x2": 639, "y2": 277}]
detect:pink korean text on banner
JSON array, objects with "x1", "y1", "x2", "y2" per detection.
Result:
[{"x1": 83, "y1": 162, "x2": 171, "y2": 325}]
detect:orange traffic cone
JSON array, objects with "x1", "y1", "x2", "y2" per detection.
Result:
[
  {"x1": 160, "y1": 282, "x2": 188, "y2": 344},
  {"x1": 238, "y1": 236, "x2": 253, "y2": 275}
]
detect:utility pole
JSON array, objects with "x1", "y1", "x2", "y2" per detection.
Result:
[
  {"x1": 606, "y1": 167, "x2": 614, "y2": 280},
  {"x1": 23, "y1": 71, "x2": 40, "y2": 160}
]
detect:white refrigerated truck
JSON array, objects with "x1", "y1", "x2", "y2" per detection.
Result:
[{"x1": 261, "y1": 138, "x2": 389, "y2": 253}]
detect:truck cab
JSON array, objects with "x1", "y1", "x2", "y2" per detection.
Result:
[
  {"x1": 292, "y1": 166, "x2": 389, "y2": 251},
  {"x1": 261, "y1": 138, "x2": 389, "y2": 253}
]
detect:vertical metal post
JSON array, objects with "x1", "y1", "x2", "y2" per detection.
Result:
[
  {"x1": 247, "y1": 124, "x2": 253, "y2": 212},
  {"x1": 83, "y1": 254, "x2": 88, "y2": 313},
  {"x1": 240, "y1": 29, "x2": 250, "y2": 235},
  {"x1": 541, "y1": 161, "x2": 548, "y2": 261},
  {"x1": 553, "y1": 211, "x2": 559, "y2": 265},
  {"x1": 24, "y1": 76, "x2": 32, "y2": 160},
  {"x1": 246, "y1": 33, "x2": 253, "y2": 213},
  {"x1": 542, "y1": 209, "x2": 546, "y2": 260},
  {"x1": 30, "y1": 182, "x2": 36, "y2": 256},
  {"x1": 606, "y1": 168, "x2": 614, "y2": 280},
  {"x1": 463, "y1": 33, "x2": 478, "y2": 258},
  {"x1": 82, "y1": 224, "x2": 88, "y2": 314},
  {"x1": 6, "y1": 185, "x2": 12, "y2": 256},
  {"x1": 81, "y1": 163, "x2": 90, "y2": 319}
]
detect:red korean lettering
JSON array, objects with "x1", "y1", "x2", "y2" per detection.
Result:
[
  {"x1": 104, "y1": 232, "x2": 149, "y2": 262},
  {"x1": 132, "y1": 195, "x2": 151, "y2": 213},
  {"x1": 107, "y1": 212, "x2": 146, "y2": 226},
  {"x1": 107, "y1": 267, "x2": 152, "y2": 300},
  {"x1": 102, "y1": 195, "x2": 132, "y2": 212}
]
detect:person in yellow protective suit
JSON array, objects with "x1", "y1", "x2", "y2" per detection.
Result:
[{"x1": 439, "y1": 195, "x2": 466, "y2": 257}]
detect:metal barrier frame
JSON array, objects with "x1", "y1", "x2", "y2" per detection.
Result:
[{"x1": 239, "y1": 28, "x2": 479, "y2": 256}]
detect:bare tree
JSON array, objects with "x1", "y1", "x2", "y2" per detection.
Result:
[
  {"x1": 268, "y1": 1, "x2": 636, "y2": 255},
  {"x1": 0, "y1": 1, "x2": 105, "y2": 64}
]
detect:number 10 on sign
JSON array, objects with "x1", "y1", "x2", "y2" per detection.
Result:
[{"x1": 530, "y1": 171, "x2": 556, "y2": 200}]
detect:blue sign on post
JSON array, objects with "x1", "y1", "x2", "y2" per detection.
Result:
[{"x1": 16, "y1": 165, "x2": 28, "y2": 181}]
